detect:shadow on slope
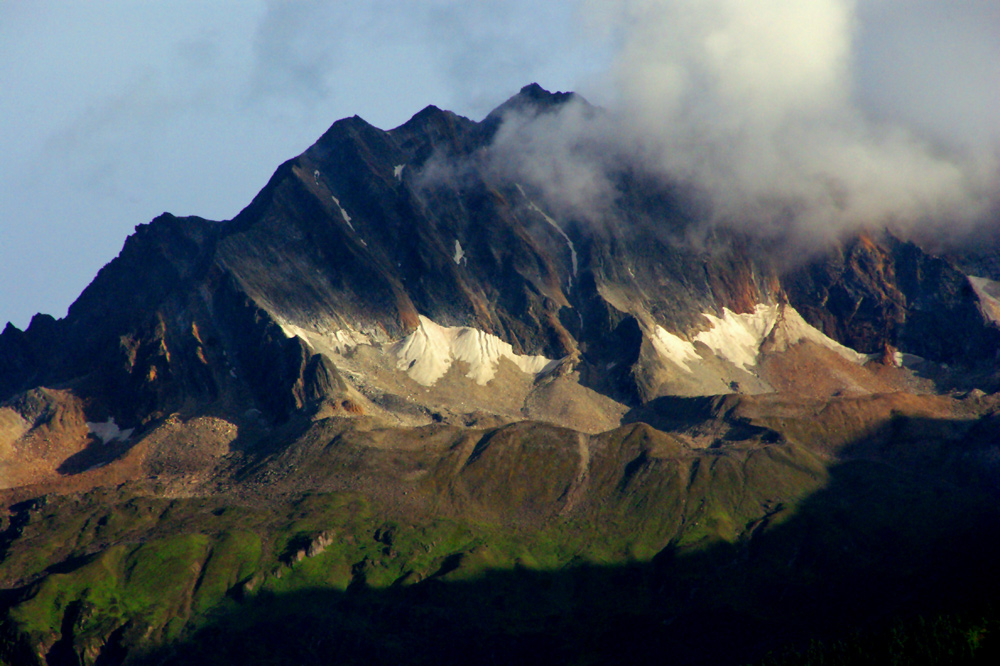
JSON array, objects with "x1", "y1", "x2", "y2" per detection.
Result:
[
  {"x1": 140, "y1": 458, "x2": 1000, "y2": 663},
  {"x1": 4, "y1": 407, "x2": 1000, "y2": 666}
]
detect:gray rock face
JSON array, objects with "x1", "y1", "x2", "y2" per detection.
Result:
[{"x1": 784, "y1": 232, "x2": 1000, "y2": 362}]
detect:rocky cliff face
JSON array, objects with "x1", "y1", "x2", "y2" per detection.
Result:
[
  {"x1": 785, "y1": 232, "x2": 1000, "y2": 363},
  {"x1": 2, "y1": 83, "x2": 999, "y2": 488}
]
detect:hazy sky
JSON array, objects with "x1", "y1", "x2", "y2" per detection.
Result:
[{"x1": 1, "y1": 1, "x2": 998, "y2": 330}]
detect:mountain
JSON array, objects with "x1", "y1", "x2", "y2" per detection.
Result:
[{"x1": 3, "y1": 85, "x2": 1000, "y2": 665}]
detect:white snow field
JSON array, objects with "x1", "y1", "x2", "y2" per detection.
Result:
[
  {"x1": 653, "y1": 304, "x2": 866, "y2": 373},
  {"x1": 392, "y1": 315, "x2": 559, "y2": 386}
]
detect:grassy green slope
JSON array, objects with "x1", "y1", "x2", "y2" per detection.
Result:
[{"x1": 2, "y1": 410, "x2": 999, "y2": 665}]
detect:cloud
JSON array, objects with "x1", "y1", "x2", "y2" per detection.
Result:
[
  {"x1": 247, "y1": 2, "x2": 348, "y2": 105},
  {"x1": 478, "y1": 0, "x2": 1000, "y2": 251},
  {"x1": 483, "y1": 97, "x2": 624, "y2": 221}
]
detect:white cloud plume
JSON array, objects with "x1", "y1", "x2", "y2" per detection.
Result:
[{"x1": 486, "y1": 0, "x2": 1000, "y2": 248}]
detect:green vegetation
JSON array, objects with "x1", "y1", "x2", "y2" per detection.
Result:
[{"x1": 2, "y1": 415, "x2": 999, "y2": 665}]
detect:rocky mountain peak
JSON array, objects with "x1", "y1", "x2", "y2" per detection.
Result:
[
  {"x1": 479, "y1": 82, "x2": 583, "y2": 142},
  {"x1": 2, "y1": 84, "x2": 1000, "y2": 492},
  {"x1": 509, "y1": 82, "x2": 578, "y2": 110}
]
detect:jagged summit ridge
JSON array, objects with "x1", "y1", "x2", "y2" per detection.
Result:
[{"x1": 2, "y1": 84, "x2": 1000, "y2": 492}]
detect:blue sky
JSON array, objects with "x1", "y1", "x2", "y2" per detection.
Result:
[{"x1": 1, "y1": 1, "x2": 997, "y2": 330}]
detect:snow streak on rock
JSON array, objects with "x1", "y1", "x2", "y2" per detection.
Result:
[
  {"x1": 517, "y1": 185, "x2": 578, "y2": 278},
  {"x1": 330, "y1": 194, "x2": 356, "y2": 233},
  {"x1": 392, "y1": 315, "x2": 559, "y2": 386}
]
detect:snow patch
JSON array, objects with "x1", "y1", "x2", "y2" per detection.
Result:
[
  {"x1": 394, "y1": 164, "x2": 405, "y2": 180},
  {"x1": 330, "y1": 194, "x2": 356, "y2": 232},
  {"x1": 331, "y1": 328, "x2": 372, "y2": 352},
  {"x1": 87, "y1": 418, "x2": 133, "y2": 444},
  {"x1": 969, "y1": 276, "x2": 1000, "y2": 325},
  {"x1": 516, "y1": 185, "x2": 578, "y2": 278},
  {"x1": 695, "y1": 306, "x2": 779, "y2": 370},
  {"x1": 651, "y1": 327, "x2": 701, "y2": 372},
  {"x1": 392, "y1": 315, "x2": 559, "y2": 386},
  {"x1": 652, "y1": 304, "x2": 866, "y2": 373},
  {"x1": 278, "y1": 321, "x2": 372, "y2": 354},
  {"x1": 453, "y1": 240, "x2": 465, "y2": 265}
]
